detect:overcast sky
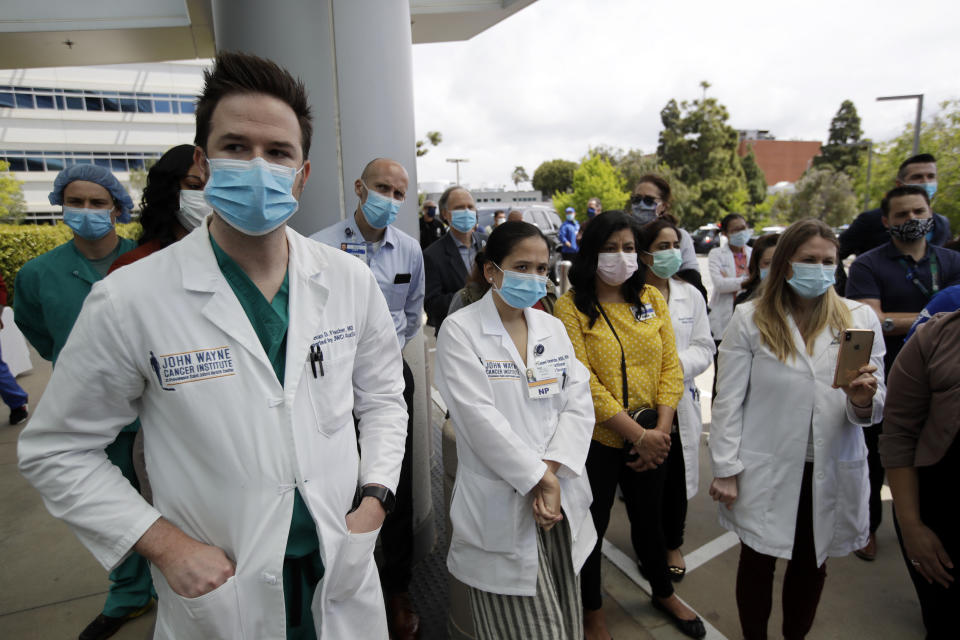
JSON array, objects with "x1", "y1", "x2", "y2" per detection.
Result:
[{"x1": 411, "y1": 0, "x2": 960, "y2": 191}]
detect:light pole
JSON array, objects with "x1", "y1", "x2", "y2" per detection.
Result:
[
  {"x1": 446, "y1": 158, "x2": 469, "y2": 185},
  {"x1": 877, "y1": 94, "x2": 924, "y2": 155}
]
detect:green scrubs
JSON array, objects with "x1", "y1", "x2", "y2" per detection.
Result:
[
  {"x1": 210, "y1": 237, "x2": 323, "y2": 640},
  {"x1": 13, "y1": 236, "x2": 153, "y2": 618}
]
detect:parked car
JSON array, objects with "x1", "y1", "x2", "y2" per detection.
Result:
[{"x1": 692, "y1": 225, "x2": 720, "y2": 254}]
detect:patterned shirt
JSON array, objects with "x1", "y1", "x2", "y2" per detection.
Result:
[{"x1": 554, "y1": 286, "x2": 684, "y2": 448}]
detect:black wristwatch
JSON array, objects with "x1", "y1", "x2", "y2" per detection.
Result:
[{"x1": 359, "y1": 485, "x2": 396, "y2": 515}]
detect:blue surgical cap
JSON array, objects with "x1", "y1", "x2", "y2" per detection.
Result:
[{"x1": 49, "y1": 164, "x2": 135, "y2": 222}]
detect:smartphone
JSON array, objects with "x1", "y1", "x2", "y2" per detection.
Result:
[{"x1": 833, "y1": 329, "x2": 874, "y2": 387}]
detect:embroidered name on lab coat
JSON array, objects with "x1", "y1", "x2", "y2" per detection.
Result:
[
  {"x1": 485, "y1": 360, "x2": 522, "y2": 380},
  {"x1": 156, "y1": 346, "x2": 236, "y2": 386},
  {"x1": 311, "y1": 325, "x2": 358, "y2": 347}
]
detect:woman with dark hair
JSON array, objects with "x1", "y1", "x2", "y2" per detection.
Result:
[
  {"x1": 554, "y1": 212, "x2": 703, "y2": 639},
  {"x1": 638, "y1": 218, "x2": 714, "y2": 584},
  {"x1": 436, "y1": 221, "x2": 597, "y2": 640},
  {"x1": 734, "y1": 233, "x2": 780, "y2": 307},
  {"x1": 109, "y1": 144, "x2": 210, "y2": 272},
  {"x1": 709, "y1": 219, "x2": 884, "y2": 639},
  {"x1": 449, "y1": 250, "x2": 558, "y2": 316}
]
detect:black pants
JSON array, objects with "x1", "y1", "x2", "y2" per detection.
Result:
[
  {"x1": 581, "y1": 439, "x2": 674, "y2": 609},
  {"x1": 863, "y1": 423, "x2": 885, "y2": 533},
  {"x1": 893, "y1": 436, "x2": 960, "y2": 639},
  {"x1": 662, "y1": 432, "x2": 688, "y2": 551},
  {"x1": 735, "y1": 463, "x2": 826, "y2": 640},
  {"x1": 379, "y1": 359, "x2": 415, "y2": 594}
]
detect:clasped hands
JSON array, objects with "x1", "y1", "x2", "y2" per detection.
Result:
[{"x1": 627, "y1": 427, "x2": 671, "y2": 472}]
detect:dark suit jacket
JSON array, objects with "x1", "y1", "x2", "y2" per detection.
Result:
[
  {"x1": 423, "y1": 231, "x2": 482, "y2": 330},
  {"x1": 839, "y1": 208, "x2": 952, "y2": 259}
]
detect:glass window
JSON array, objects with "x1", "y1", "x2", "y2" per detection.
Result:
[
  {"x1": 127, "y1": 157, "x2": 145, "y2": 170},
  {"x1": 45, "y1": 156, "x2": 64, "y2": 171},
  {"x1": 120, "y1": 98, "x2": 136, "y2": 113},
  {"x1": 6, "y1": 157, "x2": 26, "y2": 171},
  {"x1": 102, "y1": 95, "x2": 120, "y2": 112},
  {"x1": 137, "y1": 99, "x2": 153, "y2": 113},
  {"x1": 55, "y1": 95, "x2": 65, "y2": 109},
  {"x1": 0, "y1": 92, "x2": 13, "y2": 108},
  {"x1": 36, "y1": 94, "x2": 54, "y2": 109},
  {"x1": 85, "y1": 96, "x2": 103, "y2": 111},
  {"x1": 26, "y1": 156, "x2": 45, "y2": 171},
  {"x1": 153, "y1": 100, "x2": 171, "y2": 114},
  {"x1": 111, "y1": 158, "x2": 128, "y2": 172},
  {"x1": 94, "y1": 157, "x2": 110, "y2": 168},
  {"x1": 15, "y1": 92, "x2": 35, "y2": 108},
  {"x1": 179, "y1": 101, "x2": 195, "y2": 114},
  {"x1": 66, "y1": 95, "x2": 84, "y2": 110}
]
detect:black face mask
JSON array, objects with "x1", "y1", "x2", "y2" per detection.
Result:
[
  {"x1": 425, "y1": 206, "x2": 437, "y2": 218},
  {"x1": 888, "y1": 217, "x2": 934, "y2": 242}
]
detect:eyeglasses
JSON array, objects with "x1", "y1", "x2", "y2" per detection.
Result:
[{"x1": 630, "y1": 195, "x2": 661, "y2": 207}]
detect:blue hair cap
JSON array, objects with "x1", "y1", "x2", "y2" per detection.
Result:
[{"x1": 49, "y1": 164, "x2": 135, "y2": 222}]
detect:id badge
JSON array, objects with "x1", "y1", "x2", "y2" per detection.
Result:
[
  {"x1": 340, "y1": 242, "x2": 368, "y2": 262},
  {"x1": 526, "y1": 362, "x2": 563, "y2": 399},
  {"x1": 632, "y1": 303, "x2": 656, "y2": 321}
]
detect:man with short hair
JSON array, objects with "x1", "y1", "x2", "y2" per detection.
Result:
[
  {"x1": 419, "y1": 199, "x2": 444, "y2": 250},
  {"x1": 14, "y1": 163, "x2": 148, "y2": 640},
  {"x1": 846, "y1": 184, "x2": 960, "y2": 562},
  {"x1": 423, "y1": 185, "x2": 483, "y2": 331},
  {"x1": 558, "y1": 206, "x2": 580, "y2": 260},
  {"x1": 506, "y1": 209, "x2": 524, "y2": 223},
  {"x1": 19, "y1": 51, "x2": 407, "y2": 639},
  {"x1": 586, "y1": 197, "x2": 602, "y2": 218},
  {"x1": 311, "y1": 157, "x2": 424, "y2": 640},
  {"x1": 840, "y1": 154, "x2": 952, "y2": 259}
]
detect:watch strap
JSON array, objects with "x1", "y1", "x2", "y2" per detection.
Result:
[{"x1": 361, "y1": 484, "x2": 396, "y2": 514}]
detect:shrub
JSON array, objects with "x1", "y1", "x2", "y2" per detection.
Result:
[{"x1": 0, "y1": 223, "x2": 142, "y2": 300}]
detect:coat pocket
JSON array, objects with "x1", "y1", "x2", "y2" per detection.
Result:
[
  {"x1": 834, "y1": 458, "x2": 869, "y2": 543},
  {"x1": 325, "y1": 527, "x2": 380, "y2": 602},
  {"x1": 304, "y1": 356, "x2": 355, "y2": 437},
  {"x1": 450, "y1": 467, "x2": 518, "y2": 553},
  {"x1": 170, "y1": 575, "x2": 243, "y2": 640}
]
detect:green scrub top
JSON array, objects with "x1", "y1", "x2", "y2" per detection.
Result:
[{"x1": 209, "y1": 236, "x2": 323, "y2": 639}]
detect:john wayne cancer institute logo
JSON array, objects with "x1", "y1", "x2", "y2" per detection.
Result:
[{"x1": 149, "y1": 347, "x2": 236, "y2": 390}]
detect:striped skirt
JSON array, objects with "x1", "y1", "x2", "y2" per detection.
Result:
[{"x1": 467, "y1": 519, "x2": 582, "y2": 640}]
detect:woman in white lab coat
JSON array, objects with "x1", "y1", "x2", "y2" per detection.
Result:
[
  {"x1": 707, "y1": 213, "x2": 752, "y2": 401},
  {"x1": 435, "y1": 221, "x2": 597, "y2": 640},
  {"x1": 708, "y1": 219, "x2": 886, "y2": 640},
  {"x1": 639, "y1": 218, "x2": 714, "y2": 581}
]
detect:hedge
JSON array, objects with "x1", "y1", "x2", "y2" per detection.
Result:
[{"x1": 0, "y1": 223, "x2": 142, "y2": 300}]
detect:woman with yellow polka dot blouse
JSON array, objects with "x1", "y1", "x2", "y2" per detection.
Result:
[{"x1": 555, "y1": 212, "x2": 703, "y2": 640}]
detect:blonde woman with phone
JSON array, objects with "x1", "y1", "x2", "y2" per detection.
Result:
[{"x1": 708, "y1": 219, "x2": 885, "y2": 640}]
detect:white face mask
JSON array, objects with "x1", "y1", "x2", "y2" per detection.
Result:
[
  {"x1": 177, "y1": 189, "x2": 213, "y2": 231},
  {"x1": 596, "y1": 252, "x2": 638, "y2": 286}
]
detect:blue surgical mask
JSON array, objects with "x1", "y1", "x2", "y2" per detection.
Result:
[
  {"x1": 647, "y1": 248, "x2": 682, "y2": 279},
  {"x1": 759, "y1": 267, "x2": 770, "y2": 281},
  {"x1": 204, "y1": 157, "x2": 301, "y2": 236},
  {"x1": 908, "y1": 181, "x2": 937, "y2": 200},
  {"x1": 728, "y1": 229, "x2": 752, "y2": 247},
  {"x1": 587, "y1": 207, "x2": 597, "y2": 217},
  {"x1": 493, "y1": 263, "x2": 547, "y2": 309},
  {"x1": 631, "y1": 201, "x2": 658, "y2": 225},
  {"x1": 361, "y1": 182, "x2": 401, "y2": 229},
  {"x1": 63, "y1": 206, "x2": 114, "y2": 240},
  {"x1": 787, "y1": 263, "x2": 836, "y2": 299},
  {"x1": 450, "y1": 208, "x2": 477, "y2": 233},
  {"x1": 566, "y1": 213, "x2": 575, "y2": 221}
]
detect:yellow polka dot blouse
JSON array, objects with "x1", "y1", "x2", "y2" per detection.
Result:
[{"x1": 554, "y1": 287, "x2": 683, "y2": 448}]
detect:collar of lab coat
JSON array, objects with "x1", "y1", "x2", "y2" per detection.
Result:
[
  {"x1": 783, "y1": 308, "x2": 840, "y2": 376},
  {"x1": 174, "y1": 218, "x2": 332, "y2": 397},
  {"x1": 667, "y1": 277, "x2": 689, "y2": 303},
  {"x1": 478, "y1": 289, "x2": 554, "y2": 372}
]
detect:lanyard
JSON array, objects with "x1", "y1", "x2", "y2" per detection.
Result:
[
  {"x1": 897, "y1": 252, "x2": 939, "y2": 299},
  {"x1": 596, "y1": 304, "x2": 629, "y2": 409}
]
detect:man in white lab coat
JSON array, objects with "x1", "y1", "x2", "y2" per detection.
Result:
[{"x1": 18, "y1": 52, "x2": 407, "y2": 640}]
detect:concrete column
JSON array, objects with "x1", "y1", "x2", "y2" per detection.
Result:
[{"x1": 211, "y1": 0, "x2": 433, "y2": 563}]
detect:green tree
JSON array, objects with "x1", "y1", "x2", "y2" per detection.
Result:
[
  {"x1": 511, "y1": 165, "x2": 530, "y2": 188},
  {"x1": 655, "y1": 89, "x2": 749, "y2": 228},
  {"x1": 852, "y1": 99, "x2": 960, "y2": 229},
  {"x1": 813, "y1": 100, "x2": 863, "y2": 174},
  {"x1": 740, "y1": 148, "x2": 768, "y2": 206},
  {"x1": 779, "y1": 168, "x2": 858, "y2": 226},
  {"x1": 415, "y1": 130, "x2": 442, "y2": 157},
  {"x1": 532, "y1": 158, "x2": 577, "y2": 197},
  {"x1": 552, "y1": 153, "x2": 629, "y2": 217},
  {"x1": 0, "y1": 161, "x2": 26, "y2": 223}
]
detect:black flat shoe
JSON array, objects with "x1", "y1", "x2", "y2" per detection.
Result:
[
  {"x1": 651, "y1": 597, "x2": 706, "y2": 639},
  {"x1": 668, "y1": 564, "x2": 686, "y2": 582}
]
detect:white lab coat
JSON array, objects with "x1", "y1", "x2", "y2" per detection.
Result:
[
  {"x1": 666, "y1": 279, "x2": 715, "y2": 498},
  {"x1": 708, "y1": 244, "x2": 752, "y2": 339},
  {"x1": 18, "y1": 221, "x2": 408, "y2": 639},
  {"x1": 435, "y1": 291, "x2": 598, "y2": 596},
  {"x1": 709, "y1": 299, "x2": 886, "y2": 566}
]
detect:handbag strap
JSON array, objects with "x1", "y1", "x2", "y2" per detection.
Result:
[{"x1": 596, "y1": 303, "x2": 629, "y2": 409}]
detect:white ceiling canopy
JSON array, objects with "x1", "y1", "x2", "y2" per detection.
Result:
[{"x1": 0, "y1": 0, "x2": 191, "y2": 33}]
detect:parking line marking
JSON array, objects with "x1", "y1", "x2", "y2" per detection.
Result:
[
  {"x1": 602, "y1": 538, "x2": 730, "y2": 640},
  {"x1": 684, "y1": 531, "x2": 740, "y2": 574}
]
